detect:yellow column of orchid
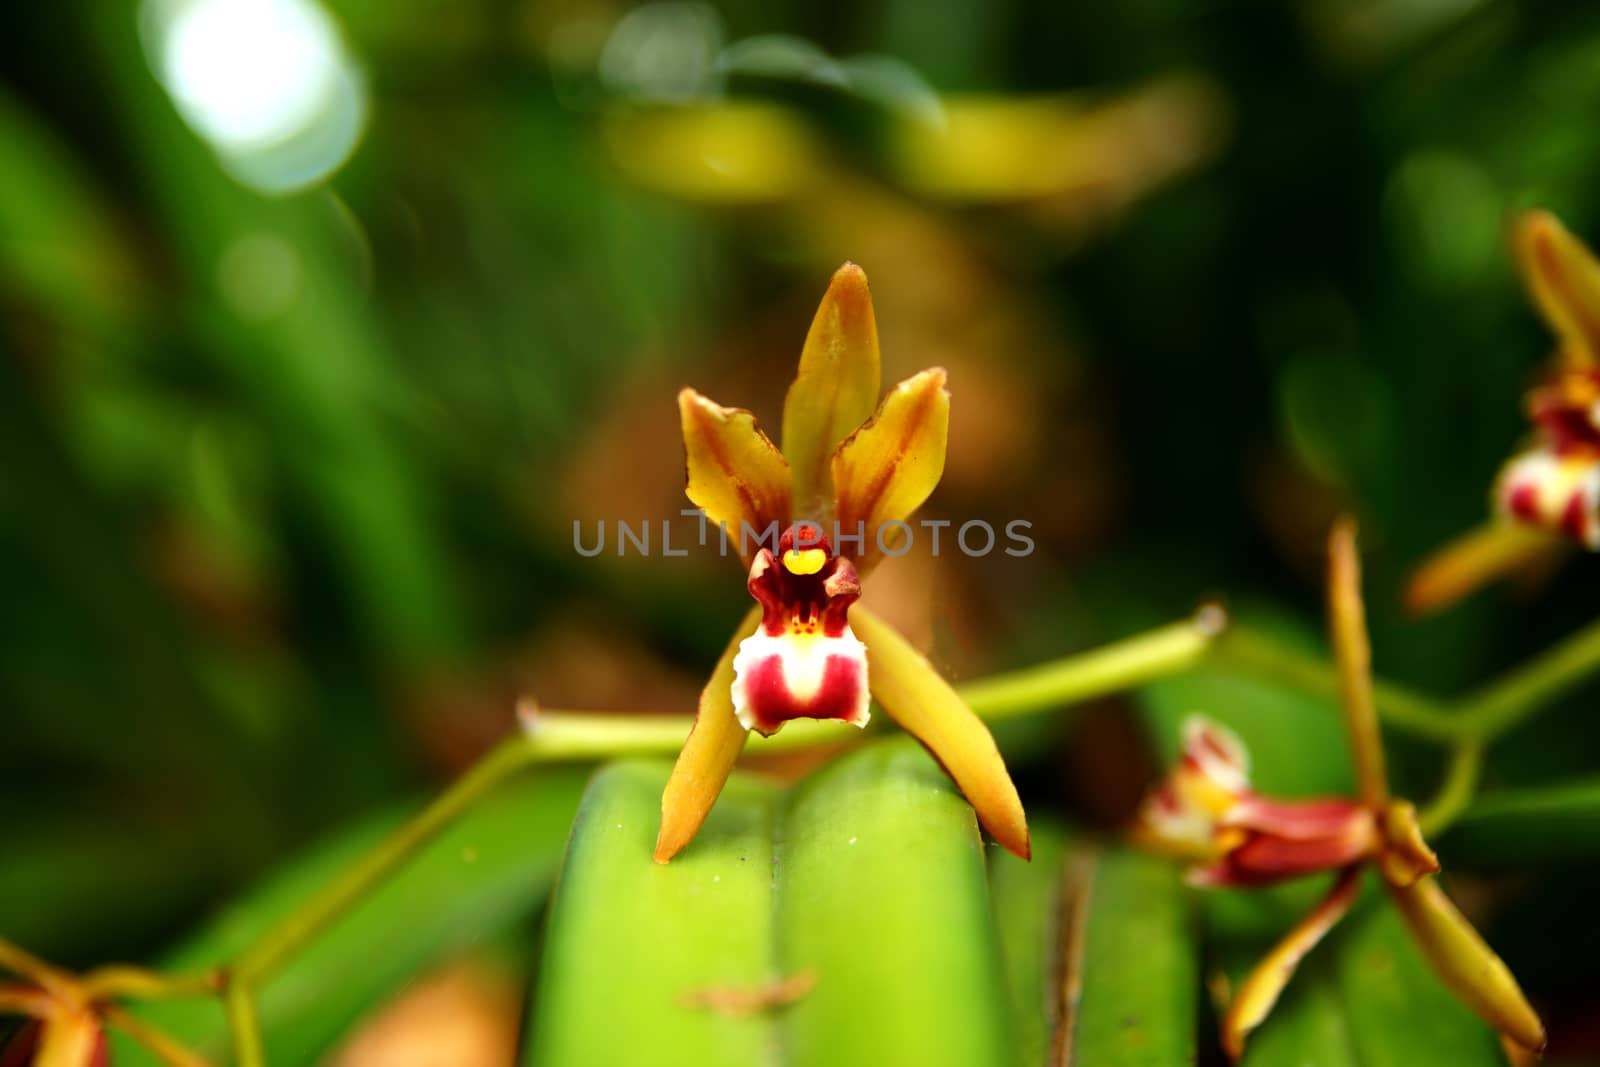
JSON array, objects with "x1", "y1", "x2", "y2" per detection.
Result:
[{"x1": 656, "y1": 264, "x2": 1029, "y2": 862}]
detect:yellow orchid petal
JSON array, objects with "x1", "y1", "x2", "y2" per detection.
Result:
[
  {"x1": 1404, "y1": 521, "x2": 1564, "y2": 616},
  {"x1": 831, "y1": 368, "x2": 950, "y2": 572},
  {"x1": 782, "y1": 263, "x2": 882, "y2": 522},
  {"x1": 1376, "y1": 801, "x2": 1440, "y2": 887},
  {"x1": 1387, "y1": 877, "x2": 1545, "y2": 1053},
  {"x1": 850, "y1": 604, "x2": 1029, "y2": 859},
  {"x1": 0, "y1": 984, "x2": 54, "y2": 1017},
  {"x1": 35, "y1": 1008, "x2": 102, "y2": 1067},
  {"x1": 1327, "y1": 519, "x2": 1389, "y2": 810},
  {"x1": 679, "y1": 389, "x2": 793, "y2": 554},
  {"x1": 1221, "y1": 866, "x2": 1362, "y2": 1060},
  {"x1": 655, "y1": 608, "x2": 761, "y2": 863},
  {"x1": 1515, "y1": 210, "x2": 1600, "y2": 367}
]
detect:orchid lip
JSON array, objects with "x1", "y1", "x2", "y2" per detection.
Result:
[{"x1": 730, "y1": 525, "x2": 870, "y2": 736}]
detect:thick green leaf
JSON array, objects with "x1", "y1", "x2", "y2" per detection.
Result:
[
  {"x1": 114, "y1": 768, "x2": 587, "y2": 1066},
  {"x1": 778, "y1": 740, "x2": 1014, "y2": 1067},
  {"x1": 527, "y1": 741, "x2": 1016, "y2": 1066},
  {"x1": 524, "y1": 760, "x2": 780, "y2": 1067},
  {"x1": 988, "y1": 822, "x2": 1070, "y2": 1067},
  {"x1": 1063, "y1": 849, "x2": 1198, "y2": 1067},
  {"x1": 1442, "y1": 779, "x2": 1600, "y2": 868}
]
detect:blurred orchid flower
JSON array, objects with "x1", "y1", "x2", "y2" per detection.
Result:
[
  {"x1": 1408, "y1": 210, "x2": 1600, "y2": 614},
  {"x1": 1133, "y1": 716, "x2": 1432, "y2": 889},
  {"x1": 892, "y1": 76, "x2": 1228, "y2": 224},
  {"x1": 655, "y1": 263, "x2": 1028, "y2": 863},
  {"x1": 604, "y1": 75, "x2": 1226, "y2": 238},
  {"x1": 0, "y1": 939, "x2": 210, "y2": 1067},
  {"x1": 1138, "y1": 522, "x2": 1544, "y2": 1059}
]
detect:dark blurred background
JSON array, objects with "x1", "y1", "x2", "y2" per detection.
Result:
[{"x1": 6, "y1": 0, "x2": 1600, "y2": 1033}]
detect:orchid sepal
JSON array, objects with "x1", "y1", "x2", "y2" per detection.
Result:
[
  {"x1": 1220, "y1": 866, "x2": 1363, "y2": 1060},
  {"x1": 831, "y1": 367, "x2": 951, "y2": 574},
  {"x1": 850, "y1": 604, "x2": 1030, "y2": 859},
  {"x1": 1515, "y1": 209, "x2": 1600, "y2": 367},
  {"x1": 1387, "y1": 877, "x2": 1546, "y2": 1055},
  {"x1": 782, "y1": 263, "x2": 882, "y2": 522},
  {"x1": 678, "y1": 389, "x2": 792, "y2": 557},
  {"x1": 654, "y1": 607, "x2": 760, "y2": 864}
]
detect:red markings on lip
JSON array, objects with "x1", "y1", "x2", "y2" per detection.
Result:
[{"x1": 735, "y1": 648, "x2": 867, "y2": 736}]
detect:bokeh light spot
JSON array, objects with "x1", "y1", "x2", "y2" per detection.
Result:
[
  {"x1": 217, "y1": 231, "x2": 301, "y2": 320},
  {"x1": 143, "y1": 0, "x2": 368, "y2": 193},
  {"x1": 1384, "y1": 150, "x2": 1502, "y2": 289}
]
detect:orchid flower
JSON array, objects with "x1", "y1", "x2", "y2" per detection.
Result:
[
  {"x1": 1137, "y1": 521, "x2": 1544, "y2": 1059},
  {"x1": 0, "y1": 939, "x2": 211, "y2": 1067},
  {"x1": 1494, "y1": 211, "x2": 1600, "y2": 545},
  {"x1": 1409, "y1": 210, "x2": 1600, "y2": 613},
  {"x1": 654, "y1": 264, "x2": 1029, "y2": 863}
]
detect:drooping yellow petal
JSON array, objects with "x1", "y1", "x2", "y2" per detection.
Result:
[
  {"x1": 35, "y1": 1008, "x2": 101, "y2": 1067},
  {"x1": 782, "y1": 263, "x2": 882, "y2": 522},
  {"x1": 655, "y1": 608, "x2": 762, "y2": 863},
  {"x1": 1221, "y1": 866, "x2": 1362, "y2": 1060},
  {"x1": 831, "y1": 368, "x2": 950, "y2": 572},
  {"x1": 1404, "y1": 521, "x2": 1564, "y2": 616},
  {"x1": 1515, "y1": 210, "x2": 1600, "y2": 367},
  {"x1": 850, "y1": 604, "x2": 1029, "y2": 859},
  {"x1": 1387, "y1": 878, "x2": 1546, "y2": 1054},
  {"x1": 679, "y1": 390, "x2": 792, "y2": 556},
  {"x1": 0, "y1": 984, "x2": 54, "y2": 1017},
  {"x1": 1327, "y1": 519, "x2": 1388, "y2": 810}
]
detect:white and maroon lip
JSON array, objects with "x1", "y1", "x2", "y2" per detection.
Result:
[
  {"x1": 1495, "y1": 448, "x2": 1600, "y2": 548},
  {"x1": 730, "y1": 526, "x2": 871, "y2": 736},
  {"x1": 731, "y1": 628, "x2": 870, "y2": 735}
]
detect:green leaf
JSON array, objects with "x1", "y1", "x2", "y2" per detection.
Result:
[
  {"x1": 527, "y1": 740, "x2": 1014, "y2": 1067},
  {"x1": 0, "y1": 91, "x2": 134, "y2": 329},
  {"x1": 1442, "y1": 779, "x2": 1600, "y2": 868},
  {"x1": 524, "y1": 760, "x2": 781, "y2": 1067},
  {"x1": 988, "y1": 822, "x2": 1070, "y2": 1067},
  {"x1": 778, "y1": 740, "x2": 1014, "y2": 1067},
  {"x1": 114, "y1": 768, "x2": 588, "y2": 1066},
  {"x1": 1062, "y1": 849, "x2": 1199, "y2": 1067}
]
